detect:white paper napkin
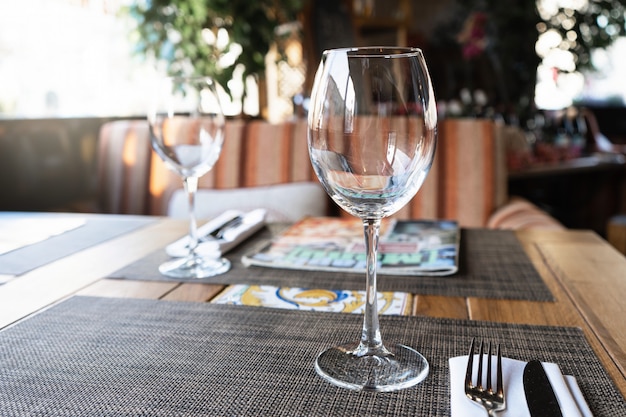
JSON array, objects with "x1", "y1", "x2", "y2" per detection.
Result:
[
  {"x1": 166, "y1": 209, "x2": 266, "y2": 258},
  {"x1": 449, "y1": 355, "x2": 593, "y2": 417}
]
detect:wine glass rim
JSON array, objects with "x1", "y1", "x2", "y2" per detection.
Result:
[{"x1": 323, "y1": 46, "x2": 423, "y2": 58}]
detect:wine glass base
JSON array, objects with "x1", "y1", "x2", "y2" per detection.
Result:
[
  {"x1": 315, "y1": 342, "x2": 429, "y2": 392},
  {"x1": 158, "y1": 255, "x2": 231, "y2": 279}
]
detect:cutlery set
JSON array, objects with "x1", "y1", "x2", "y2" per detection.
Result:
[
  {"x1": 165, "y1": 209, "x2": 267, "y2": 258},
  {"x1": 463, "y1": 338, "x2": 589, "y2": 416}
]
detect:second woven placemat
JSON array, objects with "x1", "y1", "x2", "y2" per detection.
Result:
[{"x1": 110, "y1": 225, "x2": 553, "y2": 301}]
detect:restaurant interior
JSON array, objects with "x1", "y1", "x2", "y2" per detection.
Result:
[
  {"x1": 0, "y1": 0, "x2": 626, "y2": 247},
  {"x1": 1, "y1": 0, "x2": 626, "y2": 246},
  {"x1": 0, "y1": 0, "x2": 625, "y2": 414}
]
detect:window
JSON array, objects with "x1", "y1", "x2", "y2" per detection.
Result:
[
  {"x1": 0, "y1": 0, "x2": 157, "y2": 118},
  {"x1": 1, "y1": 0, "x2": 623, "y2": 119}
]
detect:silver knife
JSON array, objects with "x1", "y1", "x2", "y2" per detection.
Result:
[{"x1": 523, "y1": 360, "x2": 564, "y2": 417}]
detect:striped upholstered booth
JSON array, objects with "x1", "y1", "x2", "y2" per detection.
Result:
[
  {"x1": 95, "y1": 118, "x2": 328, "y2": 220},
  {"x1": 94, "y1": 117, "x2": 562, "y2": 229},
  {"x1": 96, "y1": 119, "x2": 151, "y2": 215}
]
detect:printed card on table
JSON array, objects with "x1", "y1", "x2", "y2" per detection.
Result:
[
  {"x1": 211, "y1": 284, "x2": 412, "y2": 315},
  {"x1": 242, "y1": 217, "x2": 460, "y2": 276}
]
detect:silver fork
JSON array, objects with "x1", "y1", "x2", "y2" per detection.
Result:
[
  {"x1": 464, "y1": 338, "x2": 506, "y2": 416},
  {"x1": 203, "y1": 215, "x2": 243, "y2": 240}
]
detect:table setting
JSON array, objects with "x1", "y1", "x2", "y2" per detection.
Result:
[
  {"x1": 109, "y1": 220, "x2": 555, "y2": 301},
  {"x1": 95, "y1": 47, "x2": 622, "y2": 413},
  {"x1": 0, "y1": 296, "x2": 622, "y2": 416},
  {"x1": 1, "y1": 47, "x2": 625, "y2": 416},
  {"x1": 112, "y1": 48, "x2": 549, "y2": 306},
  {"x1": 452, "y1": 339, "x2": 594, "y2": 416}
]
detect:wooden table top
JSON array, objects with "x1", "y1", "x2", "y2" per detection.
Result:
[{"x1": 1, "y1": 214, "x2": 625, "y2": 396}]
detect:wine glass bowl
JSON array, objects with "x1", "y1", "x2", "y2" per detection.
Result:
[
  {"x1": 308, "y1": 47, "x2": 437, "y2": 391},
  {"x1": 151, "y1": 118, "x2": 223, "y2": 177},
  {"x1": 148, "y1": 76, "x2": 230, "y2": 279}
]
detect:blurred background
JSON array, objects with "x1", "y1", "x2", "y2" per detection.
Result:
[
  {"x1": 1, "y1": 0, "x2": 626, "y2": 241},
  {"x1": 2, "y1": 0, "x2": 626, "y2": 119}
]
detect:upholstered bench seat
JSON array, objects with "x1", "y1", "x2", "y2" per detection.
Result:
[
  {"x1": 167, "y1": 182, "x2": 328, "y2": 222},
  {"x1": 94, "y1": 118, "x2": 563, "y2": 230}
]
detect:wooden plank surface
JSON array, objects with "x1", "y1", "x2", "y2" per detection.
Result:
[
  {"x1": 162, "y1": 283, "x2": 226, "y2": 302},
  {"x1": 0, "y1": 218, "x2": 186, "y2": 328},
  {"x1": 76, "y1": 278, "x2": 178, "y2": 300},
  {"x1": 413, "y1": 295, "x2": 468, "y2": 319},
  {"x1": 518, "y1": 229, "x2": 626, "y2": 393}
]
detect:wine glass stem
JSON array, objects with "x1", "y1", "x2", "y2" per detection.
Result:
[
  {"x1": 184, "y1": 176, "x2": 199, "y2": 255},
  {"x1": 360, "y1": 218, "x2": 387, "y2": 355}
]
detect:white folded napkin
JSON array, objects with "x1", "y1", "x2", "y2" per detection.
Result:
[
  {"x1": 166, "y1": 209, "x2": 266, "y2": 258},
  {"x1": 449, "y1": 355, "x2": 593, "y2": 417}
]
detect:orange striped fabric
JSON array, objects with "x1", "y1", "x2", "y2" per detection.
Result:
[
  {"x1": 96, "y1": 120, "x2": 151, "y2": 215},
  {"x1": 437, "y1": 119, "x2": 507, "y2": 227},
  {"x1": 147, "y1": 118, "x2": 250, "y2": 214},
  {"x1": 242, "y1": 120, "x2": 293, "y2": 187},
  {"x1": 96, "y1": 118, "x2": 508, "y2": 226},
  {"x1": 97, "y1": 119, "x2": 316, "y2": 216}
]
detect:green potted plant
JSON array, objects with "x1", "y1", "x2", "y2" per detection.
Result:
[{"x1": 126, "y1": 0, "x2": 304, "y2": 115}]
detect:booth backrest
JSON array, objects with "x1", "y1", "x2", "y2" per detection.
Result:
[
  {"x1": 96, "y1": 118, "x2": 508, "y2": 227},
  {"x1": 97, "y1": 119, "x2": 151, "y2": 215},
  {"x1": 437, "y1": 119, "x2": 508, "y2": 226}
]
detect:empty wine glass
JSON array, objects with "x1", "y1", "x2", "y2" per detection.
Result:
[
  {"x1": 148, "y1": 76, "x2": 229, "y2": 278},
  {"x1": 308, "y1": 47, "x2": 437, "y2": 391}
]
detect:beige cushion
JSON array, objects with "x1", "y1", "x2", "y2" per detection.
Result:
[
  {"x1": 167, "y1": 182, "x2": 328, "y2": 222},
  {"x1": 487, "y1": 197, "x2": 564, "y2": 230}
]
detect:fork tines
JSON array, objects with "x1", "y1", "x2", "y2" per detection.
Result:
[{"x1": 464, "y1": 338, "x2": 506, "y2": 415}]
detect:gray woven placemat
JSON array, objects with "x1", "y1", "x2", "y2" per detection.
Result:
[
  {"x1": 0, "y1": 296, "x2": 623, "y2": 416},
  {"x1": 110, "y1": 225, "x2": 553, "y2": 301},
  {"x1": 0, "y1": 214, "x2": 155, "y2": 277}
]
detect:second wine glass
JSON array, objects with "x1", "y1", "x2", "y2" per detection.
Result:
[
  {"x1": 308, "y1": 47, "x2": 437, "y2": 391},
  {"x1": 148, "y1": 76, "x2": 229, "y2": 279}
]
